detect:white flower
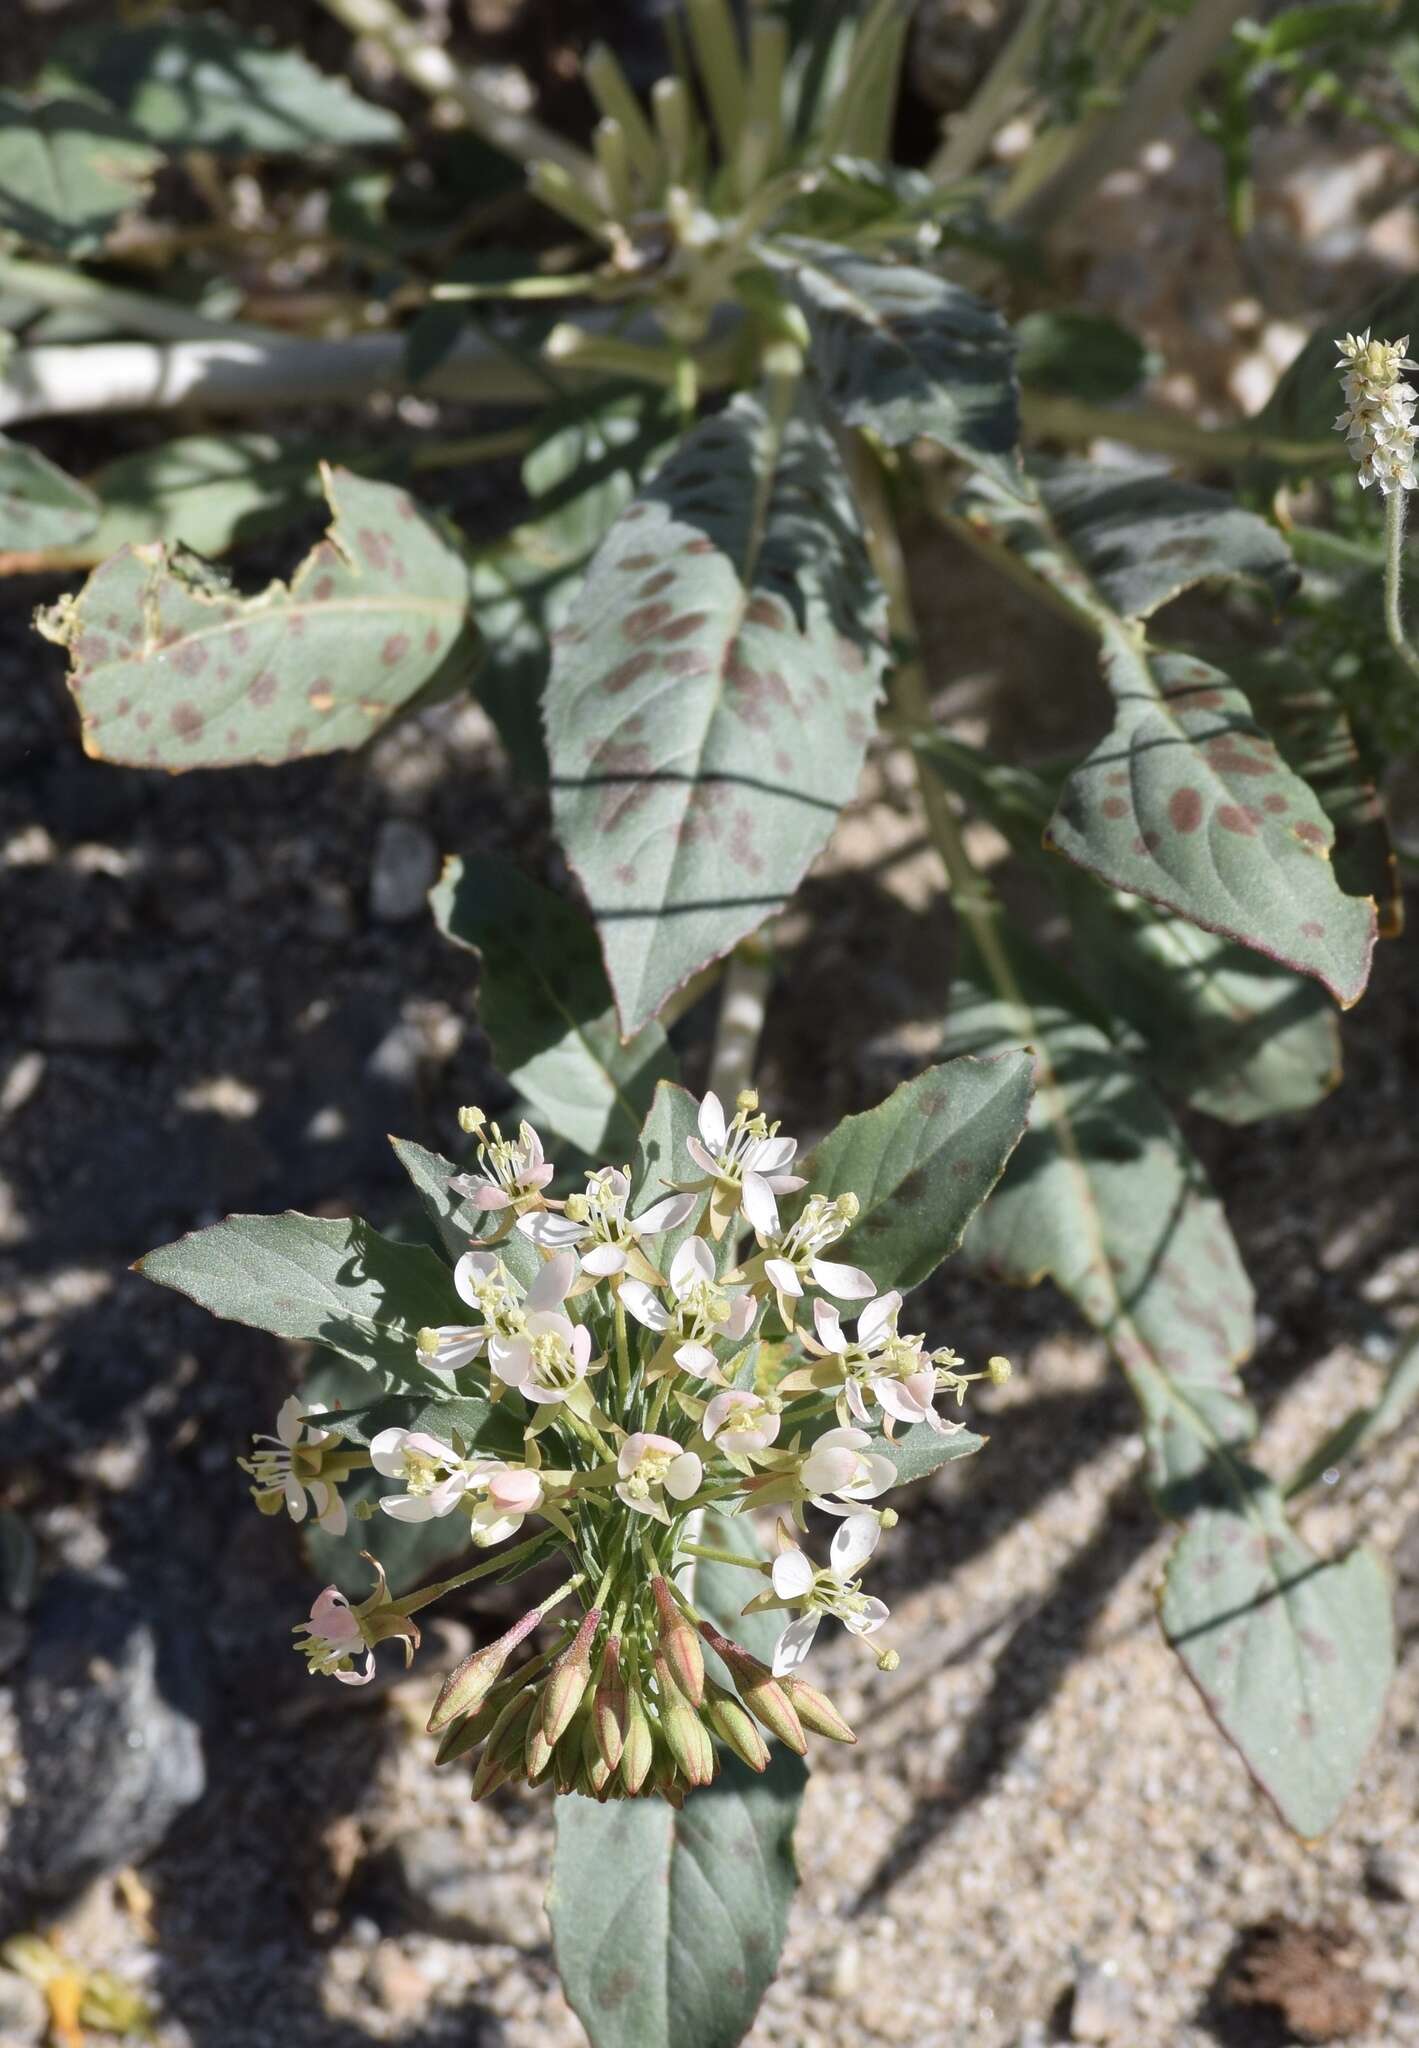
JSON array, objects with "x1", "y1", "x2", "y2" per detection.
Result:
[
  {"x1": 765, "y1": 1516, "x2": 889, "y2": 1676},
  {"x1": 614, "y1": 1431, "x2": 703, "y2": 1523},
  {"x1": 239, "y1": 1395, "x2": 348, "y2": 1535},
  {"x1": 799, "y1": 1426, "x2": 896, "y2": 1512},
  {"x1": 618, "y1": 1236, "x2": 756, "y2": 1377},
  {"x1": 805, "y1": 1292, "x2": 961, "y2": 1434},
  {"x1": 295, "y1": 1586, "x2": 376, "y2": 1685},
  {"x1": 491, "y1": 1299, "x2": 593, "y2": 1407},
  {"x1": 757, "y1": 1193, "x2": 874, "y2": 1318},
  {"x1": 468, "y1": 1464, "x2": 543, "y2": 1546},
  {"x1": 1335, "y1": 330, "x2": 1419, "y2": 495},
  {"x1": 449, "y1": 1111, "x2": 555, "y2": 1212},
  {"x1": 684, "y1": 1089, "x2": 805, "y2": 1237},
  {"x1": 416, "y1": 1249, "x2": 533, "y2": 1375},
  {"x1": 518, "y1": 1165, "x2": 695, "y2": 1279},
  {"x1": 702, "y1": 1388, "x2": 781, "y2": 1455},
  {"x1": 370, "y1": 1428, "x2": 471, "y2": 1520}
]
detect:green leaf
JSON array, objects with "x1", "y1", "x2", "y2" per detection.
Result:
[
  {"x1": 550, "y1": 1746, "x2": 804, "y2": 2048},
  {"x1": 941, "y1": 924, "x2": 1257, "y2": 1499},
  {"x1": 39, "y1": 464, "x2": 479, "y2": 770},
  {"x1": 546, "y1": 384, "x2": 890, "y2": 1035},
  {"x1": 315, "y1": 1390, "x2": 521, "y2": 1458},
  {"x1": 1046, "y1": 641, "x2": 1377, "y2": 1009},
  {"x1": 921, "y1": 739, "x2": 1341, "y2": 1125},
  {"x1": 138, "y1": 1211, "x2": 461, "y2": 1386},
  {"x1": 767, "y1": 236, "x2": 1020, "y2": 487},
  {"x1": 1162, "y1": 1489, "x2": 1392, "y2": 1837},
  {"x1": 64, "y1": 432, "x2": 327, "y2": 564},
  {"x1": 431, "y1": 854, "x2": 678, "y2": 1157},
  {"x1": 0, "y1": 433, "x2": 98, "y2": 550},
  {"x1": 1287, "y1": 1329, "x2": 1419, "y2": 1498},
  {"x1": 47, "y1": 15, "x2": 404, "y2": 154},
  {"x1": 691, "y1": 1508, "x2": 779, "y2": 1664},
  {"x1": 388, "y1": 1135, "x2": 542, "y2": 1290},
  {"x1": 1014, "y1": 309, "x2": 1150, "y2": 402},
  {"x1": 629, "y1": 1081, "x2": 706, "y2": 1276},
  {"x1": 880, "y1": 1422, "x2": 986, "y2": 1485},
  {"x1": 800, "y1": 1054, "x2": 1035, "y2": 1292},
  {"x1": 0, "y1": 93, "x2": 160, "y2": 254}
]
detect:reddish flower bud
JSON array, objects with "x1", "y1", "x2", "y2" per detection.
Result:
[
  {"x1": 652, "y1": 1576, "x2": 705, "y2": 1706},
  {"x1": 703, "y1": 1678, "x2": 770, "y2": 1773},
  {"x1": 661, "y1": 1695, "x2": 715, "y2": 1787},
  {"x1": 592, "y1": 1637, "x2": 628, "y2": 1770},
  {"x1": 428, "y1": 1606, "x2": 542, "y2": 1734},
  {"x1": 784, "y1": 1676, "x2": 857, "y2": 1744},
  {"x1": 699, "y1": 1624, "x2": 806, "y2": 1755},
  {"x1": 620, "y1": 1690, "x2": 654, "y2": 1795}
]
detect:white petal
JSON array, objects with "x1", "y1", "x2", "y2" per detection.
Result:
[
  {"x1": 748, "y1": 1134, "x2": 797, "y2": 1173},
  {"x1": 702, "y1": 1391, "x2": 741, "y2": 1439},
  {"x1": 283, "y1": 1474, "x2": 308, "y2": 1521},
  {"x1": 527, "y1": 1251, "x2": 576, "y2": 1313},
  {"x1": 317, "y1": 1492, "x2": 348, "y2": 1537},
  {"x1": 619, "y1": 1432, "x2": 650, "y2": 1477},
  {"x1": 380, "y1": 1493, "x2": 437, "y2": 1521},
  {"x1": 698, "y1": 1090, "x2": 727, "y2": 1152},
  {"x1": 740, "y1": 1172, "x2": 780, "y2": 1239},
  {"x1": 453, "y1": 1249, "x2": 499, "y2": 1307},
  {"x1": 665, "y1": 1452, "x2": 702, "y2": 1500},
  {"x1": 523, "y1": 1163, "x2": 555, "y2": 1191},
  {"x1": 579, "y1": 1243, "x2": 627, "y2": 1277},
  {"x1": 831, "y1": 1513, "x2": 880, "y2": 1577},
  {"x1": 369, "y1": 1428, "x2": 411, "y2": 1477},
  {"x1": 333, "y1": 1651, "x2": 377, "y2": 1686},
  {"x1": 772, "y1": 1613, "x2": 821, "y2": 1677},
  {"x1": 858, "y1": 1290, "x2": 902, "y2": 1350},
  {"x1": 490, "y1": 1337, "x2": 531, "y2": 1387},
  {"x1": 764, "y1": 1257, "x2": 802, "y2": 1298},
  {"x1": 844, "y1": 1380, "x2": 871, "y2": 1424},
  {"x1": 860, "y1": 1453, "x2": 897, "y2": 1497},
  {"x1": 771, "y1": 1550, "x2": 815, "y2": 1600},
  {"x1": 875, "y1": 1377, "x2": 929, "y2": 1425},
  {"x1": 844, "y1": 1596, "x2": 889, "y2": 1637},
  {"x1": 812, "y1": 1299, "x2": 847, "y2": 1354},
  {"x1": 685, "y1": 1137, "x2": 720, "y2": 1176},
  {"x1": 669, "y1": 1236, "x2": 714, "y2": 1297},
  {"x1": 724, "y1": 1294, "x2": 756, "y2": 1339},
  {"x1": 619, "y1": 1278, "x2": 671, "y2": 1331},
  {"x1": 811, "y1": 1258, "x2": 876, "y2": 1300},
  {"x1": 800, "y1": 1446, "x2": 858, "y2": 1496},
  {"x1": 635, "y1": 1191, "x2": 698, "y2": 1235},
  {"x1": 275, "y1": 1395, "x2": 305, "y2": 1448},
  {"x1": 673, "y1": 1341, "x2": 717, "y2": 1377},
  {"x1": 817, "y1": 1426, "x2": 869, "y2": 1452},
  {"x1": 518, "y1": 1211, "x2": 586, "y2": 1250}
]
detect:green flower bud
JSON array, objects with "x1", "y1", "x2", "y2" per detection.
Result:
[
  {"x1": 703, "y1": 1678, "x2": 770, "y2": 1773},
  {"x1": 652, "y1": 1577, "x2": 704, "y2": 1706},
  {"x1": 783, "y1": 1677, "x2": 857, "y2": 1744},
  {"x1": 620, "y1": 1691, "x2": 654, "y2": 1795}
]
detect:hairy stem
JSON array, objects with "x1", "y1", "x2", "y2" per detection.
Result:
[{"x1": 1383, "y1": 491, "x2": 1419, "y2": 681}]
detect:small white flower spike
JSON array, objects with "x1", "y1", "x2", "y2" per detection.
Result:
[{"x1": 1335, "y1": 330, "x2": 1419, "y2": 495}]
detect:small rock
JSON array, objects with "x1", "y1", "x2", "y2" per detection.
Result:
[
  {"x1": 370, "y1": 820, "x2": 438, "y2": 923},
  {"x1": 1364, "y1": 1845, "x2": 1419, "y2": 1904},
  {"x1": 1219, "y1": 1916, "x2": 1376, "y2": 2044},
  {"x1": 1070, "y1": 1960, "x2": 1133, "y2": 2042},
  {"x1": 392, "y1": 1827, "x2": 540, "y2": 1944},
  {"x1": 10, "y1": 1570, "x2": 207, "y2": 1903},
  {"x1": 0, "y1": 1967, "x2": 47, "y2": 2043},
  {"x1": 40, "y1": 964, "x2": 141, "y2": 1050},
  {"x1": 365, "y1": 1940, "x2": 430, "y2": 2022}
]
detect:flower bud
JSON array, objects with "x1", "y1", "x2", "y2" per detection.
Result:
[
  {"x1": 592, "y1": 1638, "x2": 628, "y2": 1770},
  {"x1": 620, "y1": 1690, "x2": 654, "y2": 1795},
  {"x1": 661, "y1": 1694, "x2": 716, "y2": 1787},
  {"x1": 783, "y1": 1677, "x2": 857, "y2": 1744},
  {"x1": 539, "y1": 1606, "x2": 601, "y2": 1747},
  {"x1": 699, "y1": 1624, "x2": 806, "y2": 1755},
  {"x1": 581, "y1": 1712, "x2": 614, "y2": 1796},
  {"x1": 553, "y1": 1708, "x2": 588, "y2": 1795},
  {"x1": 428, "y1": 1607, "x2": 542, "y2": 1734},
  {"x1": 702, "y1": 1679, "x2": 770, "y2": 1773},
  {"x1": 471, "y1": 1687, "x2": 536, "y2": 1800},
  {"x1": 652, "y1": 1577, "x2": 704, "y2": 1706}
]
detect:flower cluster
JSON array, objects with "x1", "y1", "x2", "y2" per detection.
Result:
[
  {"x1": 1335, "y1": 329, "x2": 1419, "y2": 495},
  {"x1": 255, "y1": 1086, "x2": 1007, "y2": 1805}
]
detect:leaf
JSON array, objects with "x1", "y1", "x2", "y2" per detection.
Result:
[
  {"x1": 545, "y1": 383, "x2": 890, "y2": 1035},
  {"x1": 315, "y1": 1390, "x2": 521, "y2": 1458},
  {"x1": 1046, "y1": 641, "x2": 1377, "y2": 1009},
  {"x1": 955, "y1": 459, "x2": 1298, "y2": 625},
  {"x1": 0, "y1": 93, "x2": 160, "y2": 254},
  {"x1": 471, "y1": 388, "x2": 677, "y2": 780},
  {"x1": 767, "y1": 236, "x2": 1021, "y2": 486},
  {"x1": 1161, "y1": 1488, "x2": 1393, "y2": 1837},
  {"x1": 629, "y1": 1081, "x2": 706, "y2": 1278},
  {"x1": 39, "y1": 464, "x2": 480, "y2": 770},
  {"x1": 388, "y1": 1135, "x2": 542, "y2": 1291},
  {"x1": 1014, "y1": 310, "x2": 1150, "y2": 403},
  {"x1": 1287, "y1": 1329, "x2": 1419, "y2": 1498},
  {"x1": 0, "y1": 434, "x2": 98, "y2": 550},
  {"x1": 941, "y1": 923, "x2": 1257, "y2": 1500},
  {"x1": 880, "y1": 1423, "x2": 986, "y2": 1486},
  {"x1": 799, "y1": 1054, "x2": 1035, "y2": 1292},
  {"x1": 431, "y1": 854, "x2": 678, "y2": 1158},
  {"x1": 921, "y1": 738, "x2": 1341, "y2": 1125},
  {"x1": 551, "y1": 1507, "x2": 805, "y2": 2048},
  {"x1": 138, "y1": 1211, "x2": 461, "y2": 1386},
  {"x1": 46, "y1": 14, "x2": 404, "y2": 154},
  {"x1": 49, "y1": 432, "x2": 327, "y2": 566}
]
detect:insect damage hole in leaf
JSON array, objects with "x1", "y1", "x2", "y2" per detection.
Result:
[{"x1": 38, "y1": 463, "x2": 480, "y2": 769}]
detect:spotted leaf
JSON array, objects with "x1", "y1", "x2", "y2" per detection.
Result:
[
  {"x1": 0, "y1": 433, "x2": 98, "y2": 551},
  {"x1": 39, "y1": 464, "x2": 479, "y2": 769},
  {"x1": 767, "y1": 236, "x2": 1020, "y2": 488},
  {"x1": 1163, "y1": 1489, "x2": 1392, "y2": 1837},
  {"x1": 545, "y1": 384, "x2": 890, "y2": 1036}
]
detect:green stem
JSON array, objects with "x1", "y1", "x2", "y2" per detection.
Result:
[
  {"x1": 1383, "y1": 491, "x2": 1419, "y2": 681},
  {"x1": 930, "y1": 0, "x2": 1054, "y2": 183},
  {"x1": 680, "y1": 1541, "x2": 767, "y2": 1572},
  {"x1": 0, "y1": 250, "x2": 281, "y2": 345},
  {"x1": 393, "y1": 1545, "x2": 578, "y2": 1618},
  {"x1": 615, "y1": 1301, "x2": 632, "y2": 1407},
  {"x1": 1019, "y1": 390, "x2": 1339, "y2": 471}
]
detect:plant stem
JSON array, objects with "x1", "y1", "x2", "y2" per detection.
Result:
[
  {"x1": 1383, "y1": 491, "x2": 1419, "y2": 681},
  {"x1": 930, "y1": 0, "x2": 1054, "y2": 183},
  {"x1": 615, "y1": 1301, "x2": 632, "y2": 1407},
  {"x1": 315, "y1": 0, "x2": 593, "y2": 179},
  {"x1": 707, "y1": 937, "x2": 773, "y2": 1105},
  {"x1": 392, "y1": 1542, "x2": 573, "y2": 1617},
  {"x1": 1019, "y1": 390, "x2": 1339, "y2": 470},
  {"x1": 0, "y1": 251, "x2": 282, "y2": 346},
  {"x1": 680, "y1": 1541, "x2": 767, "y2": 1572}
]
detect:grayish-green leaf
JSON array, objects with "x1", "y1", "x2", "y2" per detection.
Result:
[
  {"x1": 1014, "y1": 310, "x2": 1150, "y2": 403},
  {"x1": 0, "y1": 93, "x2": 160, "y2": 254},
  {"x1": 315, "y1": 1390, "x2": 521, "y2": 1458},
  {"x1": 0, "y1": 433, "x2": 98, "y2": 550},
  {"x1": 388, "y1": 1135, "x2": 542, "y2": 1291},
  {"x1": 800, "y1": 1054, "x2": 1035, "y2": 1292},
  {"x1": 1287, "y1": 1329, "x2": 1419, "y2": 1498},
  {"x1": 47, "y1": 15, "x2": 404, "y2": 154},
  {"x1": 65, "y1": 432, "x2": 326, "y2": 564},
  {"x1": 768, "y1": 236, "x2": 1020, "y2": 486},
  {"x1": 1162, "y1": 1490, "x2": 1392, "y2": 1837},
  {"x1": 880, "y1": 1422, "x2": 986, "y2": 1486},
  {"x1": 39, "y1": 464, "x2": 479, "y2": 770},
  {"x1": 431, "y1": 854, "x2": 678, "y2": 1157},
  {"x1": 546, "y1": 384, "x2": 889, "y2": 1034},
  {"x1": 629, "y1": 1081, "x2": 706, "y2": 1277},
  {"x1": 139, "y1": 1211, "x2": 461, "y2": 1385}
]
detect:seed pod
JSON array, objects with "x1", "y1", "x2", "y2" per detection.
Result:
[
  {"x1": 784, "y1": 1676, "x2": 857, "y2": 1744},
  {"x1": 620, "y1": 1690, "x2": 654, "y2": 1795},
  {"x1": 427, "y1": 1604, "x2": 541, "y2": 1734},
  {"x1": 652, "y1": 1576, "x2": 705, "y2": 1706},
  {"x1": 592, "y1": 1637, "x2": 628, "y2": 1770},
  {"x1": 539, "y1": 1606, "x2": 602, "y2": 1747},
  {"x1": 699, "y1": 1624, "x2": 806, "y2": 1754},
  {"x1": 661, "y1": 1695, "x2": 715, "y2": 1787},
  {"x1": 702, "y1": 1678, "x2": 770, "y2": 1773}
]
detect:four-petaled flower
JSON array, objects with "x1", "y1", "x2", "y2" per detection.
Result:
[
  {"x1": 520, "y1": 1165, "x2": 695, "y2": 1282},
  {"x1": 449, "y1": 1110, "x2": 554, "y2": 1214},
  {"x1": 702, "y1": 1388, "x2": 781, "y2": 1456},
  {"x1": 417, "y1": 1249, "x2": 529, "y2": 1375},
  {"x1": 293, "y1": 1557, "x2": 419, "y2": 1686},
  {"x1": 615, "y1": 1432, "x2": 703, "y2": 1523},
  {"x1": 239, "y1": 1394, "x2": 348, "y2": 1535},
  {"x1": 802, "y1": 1292, "x2": 964, "y2": 1435},
  {"x1": 619, "y1": 1237, "x2": 755, "y2": 1378},
  {"x1": 762, "y1": 1515, "x2": 889, "y2": 1676},
  {"x1": 799, "y1": 1425, "x2": 897, "y2": 1512},
  {"x1": 490, "y1": 1256, "x2": 593, "y2": 1406},
  {"x1": 753, "y1": 1193, "x2": 874, "y2": 1324},
  {"x1": 682, "y1": 1089, "x2": 805, "y2": 1238}
]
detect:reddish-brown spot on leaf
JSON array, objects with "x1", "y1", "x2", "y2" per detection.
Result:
[
  {"x1": 381, "y1": 632, "x2": 410, "y2": 668},
  {"x1": 287, "y1": 726, "x2": 309, "y2": 753},
  {"x1": 287, "y1": 613, "x2": 306, "y2": 639},
  {"x1": 773, "y1": 748, "x2": 792, "y2": 774},
  {"x1": 621, "y1": 504, "x2": 648, "y2": 522},
  {"x1": 589, "y1": 739, "x2": 654, "y2": 830},
  {"x1": 662, "y1": 649, "x2": 713, "y2": 678},
  {"x1": 604, "y1": 652, "x2": 656, "y2": 695},
  {"x1": 835, "y1": 634, "x2": 866, "y2": 674},
  {"x1": 1295, "y1": 821, "x2": 1327, "y2": 846},
  {"x1": 170, "y1": 702, "x2": 204, "y2": 743},
  {"x1": 231, "y1": 627, "x2": 249, "y2": 654},
  {"x1": 728, "y1": 805, "x2": 764, "y2": 876},
  {"x1": 1107, "y1": 771, "x2": 1128, "y2": 787},
  {"x1": 658, "y1": 612, "x2": 708, "y2": 643},
  {"x1": 1168, "y1": 787, "x2": 1203, "y2": 833},
  {"x1": 424, "y1": 625, "x2": 440, "y2": 654},
  {"x1": 746, "y1": 595, "x2": 788, "y2": 632},
  {"x1": 357, "y1": 526, "x2": 390, "y2": 572},
  {"x1": 681, "y1": 535, "x2": 715, "y2": 554},
  {"x1": 114, "y1": 697, "x2": 131, "y2": 718},
  {"x1": 172, "y1": 643, "x2": 207, "y2": 677},
  {"x1": 77, "y1": 633, "x2": 111, "y2": 667},
  {"x1": 637, "y1": 570, "x2": 676, "y2": 597},
  {"x1": 618, "y1": 553, "x2": 657, "y2": 571},
  {"x1": 1102, "y1": 795, "x2": 1128, "y2": 819},
  {"x1": 844, "y1": 710, "x2": 869, "y2": 746},
  {"x1": 249, "y1": 672, "x2": 277, "y2": 706},
  {"x1": 313, "y1": 575, "x2": 336, "y2": 601},
  {"x1": 1263, "y1": 793, "x2": 1288, "y2": 813},
  {"x1": 136, "y1": 710, "x2": 152, "y2": 730},
  {"x1": 1301, "y1": 919, "x2": 1325, "y2": 938},
  {"x1": 614, "y1": 862, "x2": 635, "y2": 886},
  {"x1": 623, "y1": 603, "x2": 674, "y2": 643}
]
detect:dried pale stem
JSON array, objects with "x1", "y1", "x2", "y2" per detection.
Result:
[
  {"x1": 1383, "y1": 491, "x2": 1419, "y2": 682},
  {"x1": 930, "y1": 0, "x2": 1054, "y2": 183},
  {"x1": 1019, "y1": 390, "x2": 1340, "y2": 470},
  {"x1": 706, "y1": 938, "x2": 774, "y2": 1107}
]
